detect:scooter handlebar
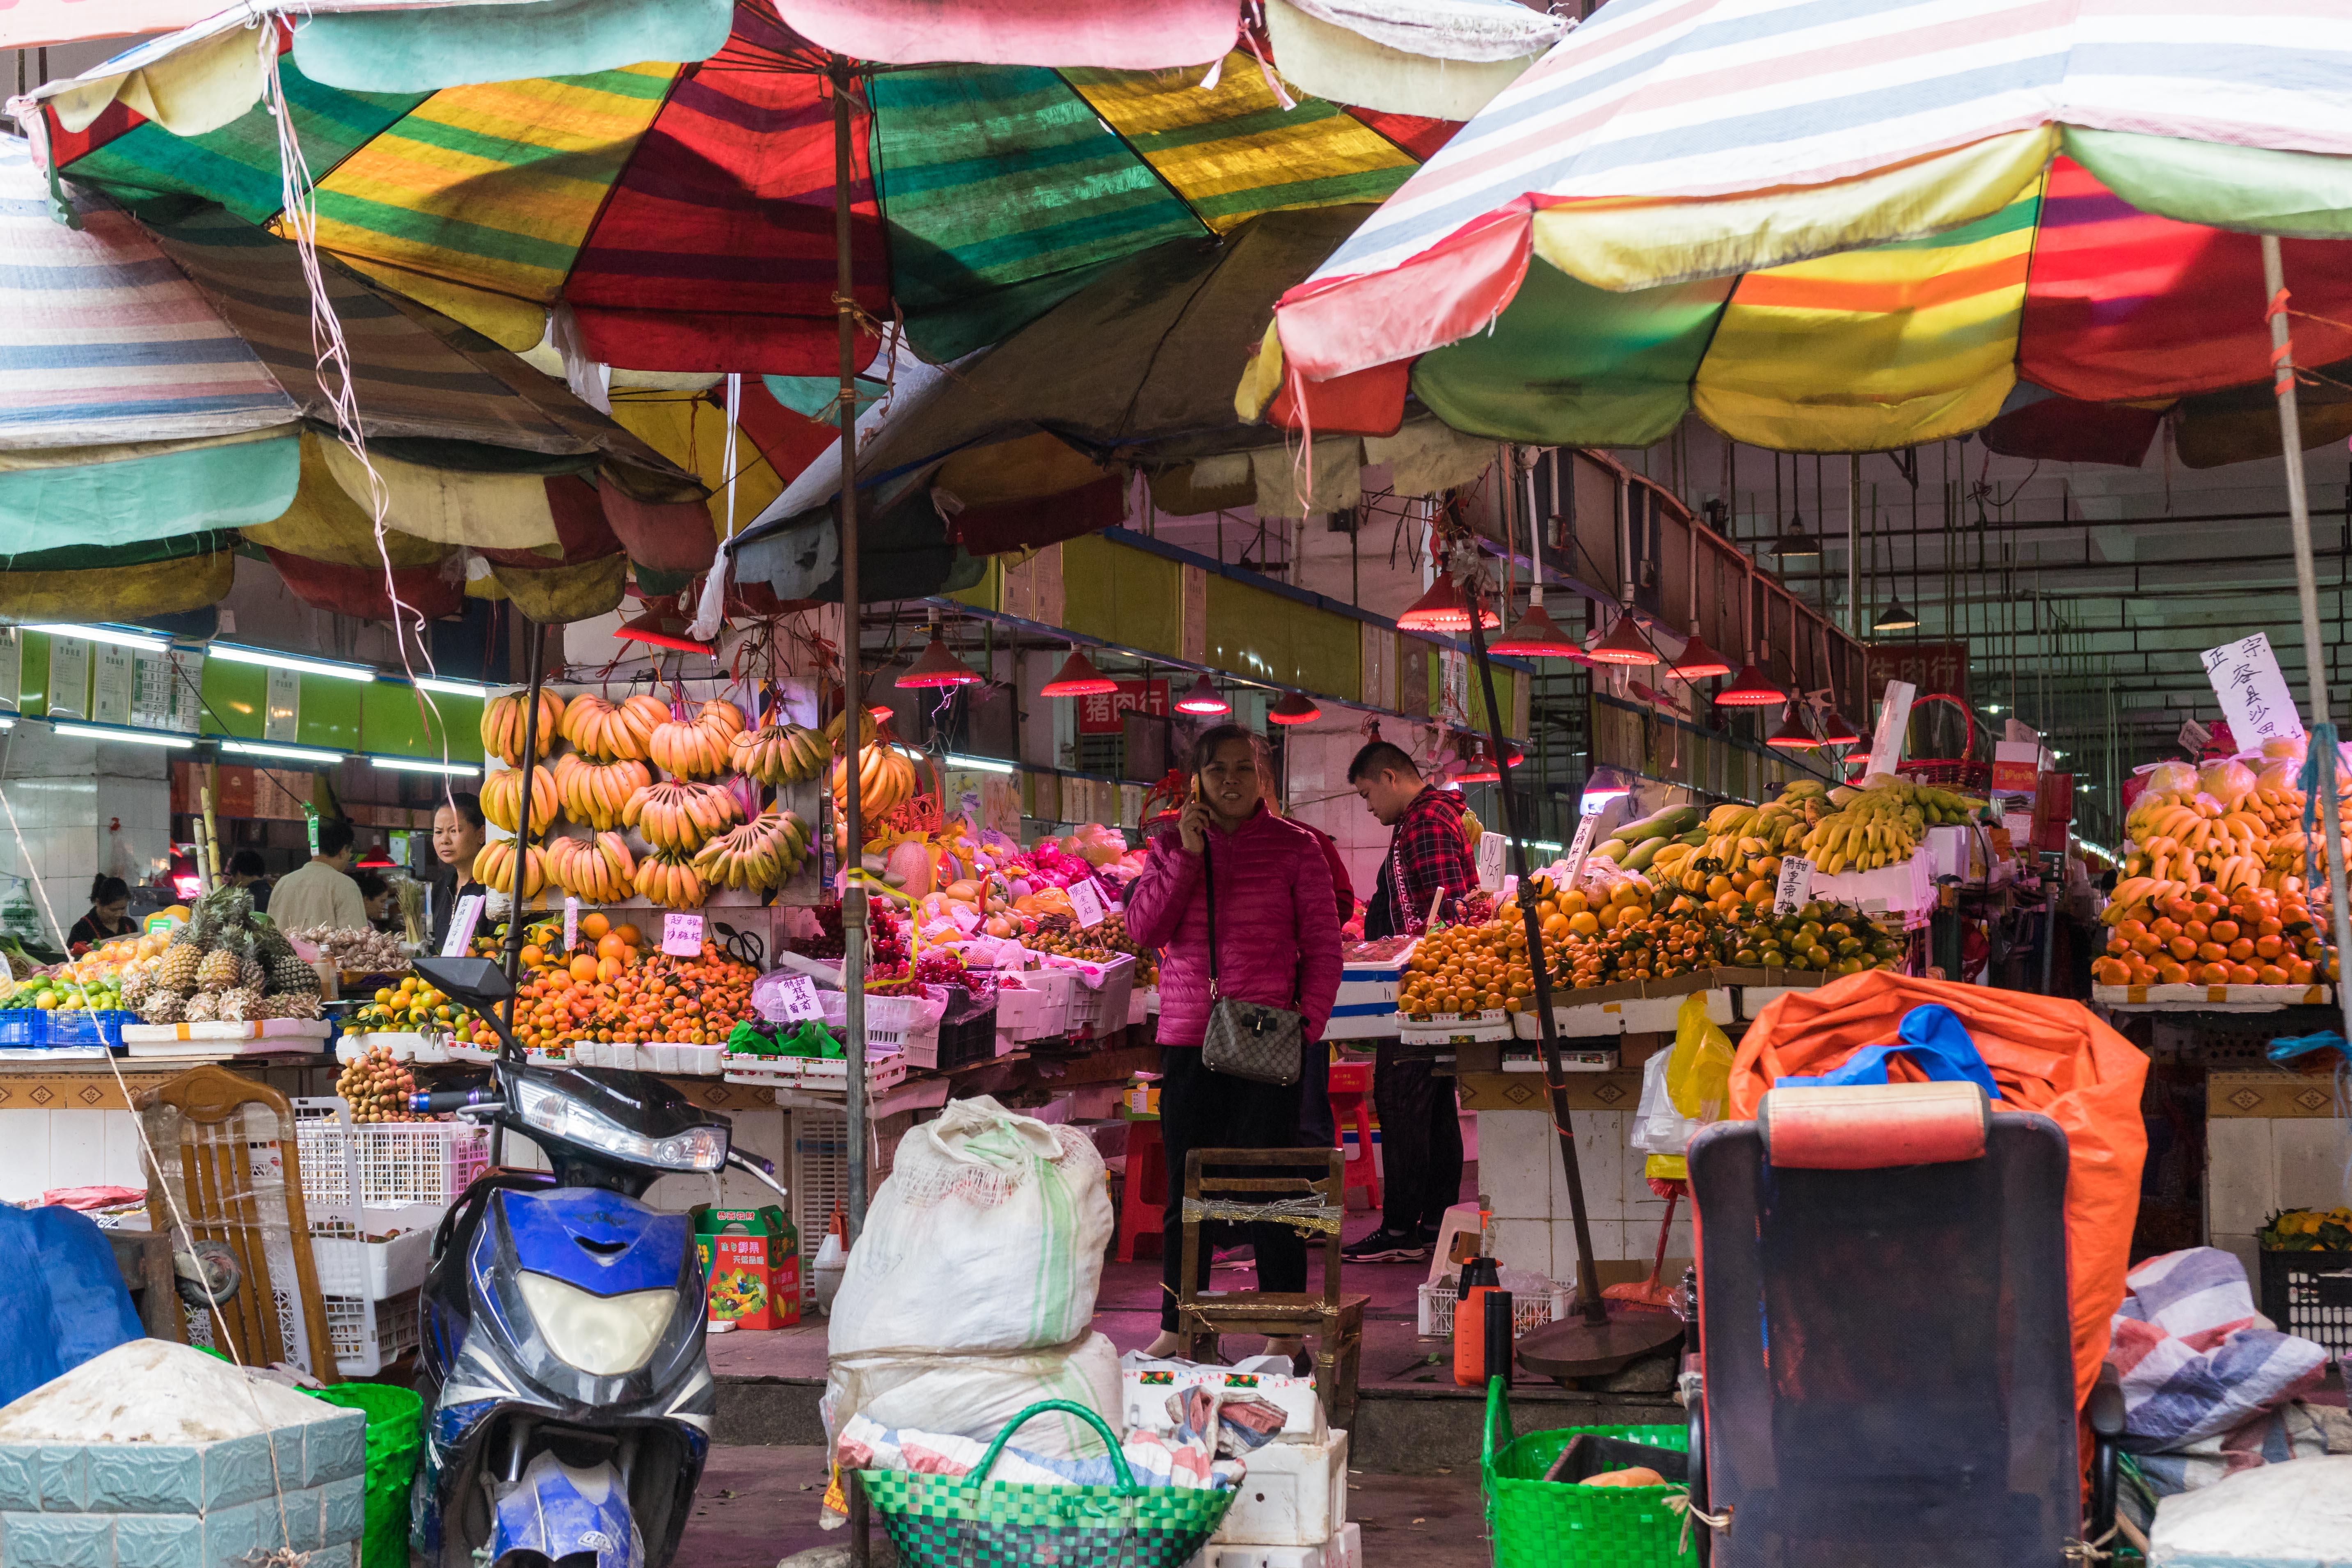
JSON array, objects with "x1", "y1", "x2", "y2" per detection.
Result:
[{"x1": 410, "y1": 1089, "x2": 501, "y2": 1114}]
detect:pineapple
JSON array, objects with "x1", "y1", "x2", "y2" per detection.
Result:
[
  {"x1": 254, "y1": 928, "x2": 320, "y2": 996},
  {"x1": 140, "y1": 991, "x2": 185, "y2": 1024},
  {"x1": 195, "y1": 948, "x2": 239, "y2": 993},
  {"x1": 121, "y1": 967, "x2": 151, "y2": 1010},
  {"x1": 218, "y1": 985, "x2": 262, "y2": 1022},
  {"x1": 156, "y1": 943, "x2": 201, "y2": 997},
  {"x1": 236, "y1": 950, "x2": 263, "y2": 991},
  {"x1": 182, "y1": 991, "x2": 219, "y2": 1023}
]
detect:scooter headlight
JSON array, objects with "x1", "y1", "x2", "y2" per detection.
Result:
[
  {"x1": 514, "y1": 1078, "x2": 729, "y2": 1170},
  {"x1": 517, "y1": 1271, "x2": 676, "y2": 1376}
]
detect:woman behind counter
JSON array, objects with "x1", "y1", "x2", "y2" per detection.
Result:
[
  {"x1": 429, "y1": 792, "x2": 490, "y2": 952},
  {"x1": 69, "y1": 874, "x2": 138, "y2": 950}
]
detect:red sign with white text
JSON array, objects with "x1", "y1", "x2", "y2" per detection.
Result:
[{"x1": 1078, "y1": 680, "x2": 1169, "y2": 735}]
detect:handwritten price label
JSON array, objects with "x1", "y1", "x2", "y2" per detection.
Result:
[
  {"x1": 661, "y1": 911, "x2": 705, "y2": 956},
  {"x1": 1774, "y1": 856, "x2": 1815, "y2": 915},
  {"x1": 1068, "y1": 879, "x2": 1107, "y2": 929},
  {"x1": 767, "y1": 974, "x2": 823, "y2": 1022},
  {"x1": 442, "y1": 894, "x2": 483, "y2": 957},
  {"x1": 1560, "y1": 815, "x2": 1601, "y2": 889},
  {"x1": 564, "y1": 896, "x2": 580, "y2": 953}
]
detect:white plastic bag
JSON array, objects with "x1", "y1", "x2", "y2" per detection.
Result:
[
  {"x1": 827, "y1": 1332, "x2": 1122, "y2": 1462},
  {"x1": 1629, "y1": 1047, "x2": 1694, "y2": 1158},
  {"x1": 828, "y1": 1095, "x2": 1111, "y2": 1359}
]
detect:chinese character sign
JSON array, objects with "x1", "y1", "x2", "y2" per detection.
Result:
[
  {"x1": 1076, "y1": 679, "x2": 1169, "y2": 735},
  {"x1": 2199, "y1": 634, "x2": 2304, "y2": 749},
  {"x1": 1864, "y1": 641, "x2": 1969, "y2": 703}
]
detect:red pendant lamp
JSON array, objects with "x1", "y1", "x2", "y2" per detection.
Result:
[
  {"x1": 1398, "y1": 570, "x2": 1500, "y2": 632},
  {"x1": 1453, "y1": 734, "x2": 1502, "y2": 783},
  {"x1": 1268, "y1": 691, "x2": 1320, "y2": 725},
  {"x1": 1819, "y1": 707, "x2": 1862, "y2": 750},
  {"x1": 1040, "y1": 646, "x2": 1117, "y2": 697},
  {"x1": 1174, "y1": 674, "x2": 1229, "y2": 715},
  {"x1": 896, "y1": 620, "x2": 982, "y2": 688},
  {"x1": 1667, "y1": 630, "x2": 1732, "y2": 681},
  {"x1": 1491, "y1": 491, "x2": 1579, "y2": 656},
  {"x1": 1587, "y1": 609, "x2": 1660, "y2": 666},
  {"x1": 1766, "y1": 708, "x2": 1821, "y2": 750},
  {"x1": 1714, "y1": 559, "x2": 1783, "y2": 705}
]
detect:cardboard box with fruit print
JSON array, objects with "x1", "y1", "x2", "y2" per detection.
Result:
[{"x1": 694, "y1": 1203, "x2": 801, "y2": 1330}]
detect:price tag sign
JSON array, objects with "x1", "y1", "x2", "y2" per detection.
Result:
[
  {"x1": 1560, "y1": 815, "x2": 1601, "y2": 890},
  {"x1": 1068, "y1": 879, "x2": 1107, "y2": 929},
  {"x1": 564, "y1": 896, "x2": 580, "y2": 953},
  {"x1": 767, "y1": 974, "x2": 824, "y2": 1022},
  {"x1": 1866, "y1": 679, "x2": 1915, "y2": 780},
  {"x1": 1474, "y1": 830, "x2": 1508, "y2": 891},
  {"x1": 1773, "y1": 856, "x2": 1814, "y2": 915},
  {"x1": 441, "y1": 894, "x2": 483, "y2": 957},
  {"x1": 661, "y1": 911, "x2": 705, "y2": 956},
  {"x1": 2201, "y1": 632, "x2": 2305, "y2": 748},
  {"x1": 2177, "y1": 717, "x2": 2212, "y2": 755}
]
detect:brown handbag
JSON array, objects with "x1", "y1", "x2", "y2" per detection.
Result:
[{"x1": 1197, "y1": 841, "x2": 1305, "y2": 1086}]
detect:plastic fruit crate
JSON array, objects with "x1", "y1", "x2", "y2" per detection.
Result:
[
  {"x1": 1062, "y1": 954, "x2": 1136, "y2": 1042},
  {"x1": 293, "y1": 1097, "x2": 490, "y2": 1213},
  {"x1": 1417, "y1": 1278, "x2": 1574, "y2": 1338},
  {"x1": 2258, "y1": 1246, "x2": 2352, "y2": 1358},
  {"x1": 325, "y1": 1286, "x2": 421, "y2": 1378},
  {"x1": 0, "y1": 1007, "x2": 138, "y2": 1053}
]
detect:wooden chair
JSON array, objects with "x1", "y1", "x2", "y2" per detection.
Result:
[
  {"x1": 1175, "y1": 1147, "x2": 1368, "y2": 1428},
  {"x1": 138, "y1": 1065, "x2": 340, "y2": 1382}
]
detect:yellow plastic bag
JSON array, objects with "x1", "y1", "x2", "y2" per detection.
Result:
[{"x1": 1643, "y1": 991, "x2": 1736, "y2": 1182}]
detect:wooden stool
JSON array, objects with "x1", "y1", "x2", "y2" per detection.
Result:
[
  {"x1": 1326, "y1": 1060, "x2": 1381, "y2": 1210},
  {"x1": 1116, "y1": 1116, "x2": 1166, "y2": 1262},
  {"x1": 1175, "y1": 1147, "x2": 1369, "y2": 1428}
]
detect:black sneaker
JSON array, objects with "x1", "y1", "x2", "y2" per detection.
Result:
[{"x1": 1341, "y1": 1228, "x2": 1431, "y2": 1264}]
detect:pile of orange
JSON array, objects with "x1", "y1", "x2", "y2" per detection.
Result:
[
  {"x1": 1399, "y1": 915, "x2": 1554, "y2": 1016},
  {"x1": 2096, "y1": 883, "x2": 2335, "y2": 987},
  {"x1": 458, "y1": 911, "x2": 763, "y2": 1050}
]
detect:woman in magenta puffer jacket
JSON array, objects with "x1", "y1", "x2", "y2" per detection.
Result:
[{"x1": 1123, "y1": 723, "x2": 1341, "y2": 1362}]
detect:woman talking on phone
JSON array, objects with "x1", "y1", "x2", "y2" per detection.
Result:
[{"x1": 1123, "y1": 723, "x2": 1341, "y2": 1367}]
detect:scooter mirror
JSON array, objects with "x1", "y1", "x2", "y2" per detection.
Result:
[{"x1": 412, "y1": 955, "x2": 515, "y2": 1009}]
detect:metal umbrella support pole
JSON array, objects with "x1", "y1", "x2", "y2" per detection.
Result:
[
  {"x1": 2260, "y1": 236, "x2": 2352, "y2": 1047},
  {"x1": 831, "y1": 53, "x2": 870, "y2": 1241},
  {"x1": 1465, "y1": 549, "x2": 1680, "y2": 1378}
]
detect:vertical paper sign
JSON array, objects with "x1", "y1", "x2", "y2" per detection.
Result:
[
  {"x1": 1866, "y1": 679, "x2": 1916, "y2": 779},
  {"x1": 0, "y1": 629, "x2": 21, "y2": 717},
  {"x1": 1561, "y1": 814, "x2": 1601, "y2": 890},
  {"x1": 2177, "y1": 717, "x2": 2212, "y2": 755},
  {"x1": 264, "y1": 667, "x2": 301, "y2": 742},
  {"x1": 1438, "y1": 648, "x2": 1469, "y2": 726},
  {"x1": 1067, "y1": 879, "x2": 1107, "y2": 929},
  {"x1": 91, "y1": 645, "x2": 133, "y2": 727},
  {"x1": 1475, "y1": 829, "x2": 1508, "y2": 890},
  {"x1": 661, "y1": 911, "x2": 705, "y2": 955},
  {"x1": 1774, "y1": 856, "x2": 1815, "y2": 915},
  {"x1": 767, "y1": 974, "x2": 823, "y2": 1021},
  {"x1": 441, "y1": 893, "x2": 484, "y2": 957},
  {"x1": 46, "y1": 635, "x2": 89, "y2": 721},
  {"x1": 2201, "y1": 633, "x2": 2304, "y2": 748}
]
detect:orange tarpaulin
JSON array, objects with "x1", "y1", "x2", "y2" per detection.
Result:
[{"x1": 1731, "y1": 972, "x2": 2148, "y2": 1411}]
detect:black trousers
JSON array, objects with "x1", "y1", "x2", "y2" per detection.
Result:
[
  {"x1": 1157, "y1": 1045, "x2": 1323, "y2": 1332},
  {"x1": 1373, "y1": 1042, "x2": 1464, "y2": 1233}
]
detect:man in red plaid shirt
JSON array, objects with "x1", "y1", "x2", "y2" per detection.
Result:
[{"x1": 1343, "y1": 741, "x2": 1474, "y2": 1263}]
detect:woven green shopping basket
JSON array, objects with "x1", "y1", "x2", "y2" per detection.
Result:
[
  {"x1": 861, "y1": 1399, "x2": 1235, "y2": 1568},
  {"x1": 1484, "y1": 1378, "x2": 1696, "y2": 1568}
]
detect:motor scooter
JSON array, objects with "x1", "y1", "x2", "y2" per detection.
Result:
[{"x1": 403, "y1": 955, "x2": 787, "y2": 1568}]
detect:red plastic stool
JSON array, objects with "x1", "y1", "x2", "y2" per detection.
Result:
[
  {"x1": 1117, "y1": 1117, "x2": 1166, "y2": 1262},
  {"x1": 1328, "y1": 1060, "x2": 1381, "y2": 1210}
]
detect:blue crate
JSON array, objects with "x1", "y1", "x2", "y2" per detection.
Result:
[{"x1": 0, "y1": 1008, "x2": 138, "y2": 1051}]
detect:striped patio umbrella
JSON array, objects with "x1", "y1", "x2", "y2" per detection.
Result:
[
  {"x1": 1249, "y1": 0, "x2": 2352, "y2": 469},
  {"x1": 1245, "y1": 0, "x2": 2352, "y2": 1050},
  {"x1": 32, "y1": 0, "x2": 1448, "y2": 379}
]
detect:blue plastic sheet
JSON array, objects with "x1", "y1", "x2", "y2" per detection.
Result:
[
  {"x1": 0, "y1": 1204, "x2": 142, "y2": 1406},
  {"x1": 1776, "y1": 1002, "x2": 2002, "y2": 1100}
]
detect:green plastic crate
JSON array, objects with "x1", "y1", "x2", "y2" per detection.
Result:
[{"x1": 1483, "y1": 1380, "x2": 1696, "y2": 1568}]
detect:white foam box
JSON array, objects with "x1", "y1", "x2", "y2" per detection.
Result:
[
  {"x1": 122, "y1": 1019, "x2": 332, "y2": 1044},
  {"x1": 1121, "y1": 1359, "x2": 1326, "y2": 1443},
  {"x1": 1188, "y1": 1524, "x2": 1360, "y2": 1568},
  {"x1": 1005, "y1": 971, "x2": 1074, "y2": 1039},
  {"x1": 1212, "y1": 1431, "x2": 1348, "y2": 1547}
]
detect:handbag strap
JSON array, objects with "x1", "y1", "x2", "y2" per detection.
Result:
[{"x1": 1200, "y1": 834, "x2": 1220, "y2": 1000}]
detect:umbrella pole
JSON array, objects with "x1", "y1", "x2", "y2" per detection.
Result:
[
  {"x1": 831, "y1": 53, "x2": 870, "y2": 1240},
  {"x1": 2260, "y1": 235, "x2": 2352, "y2": 1046}
]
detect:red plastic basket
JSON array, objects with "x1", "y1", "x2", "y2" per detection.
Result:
[{"x1": 1896, "y1": 694, "x2": 1991, "y2": 791}]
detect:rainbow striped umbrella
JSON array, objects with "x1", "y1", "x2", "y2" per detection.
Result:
[
  {"x1": 35, "y1": 0, "x2": 1441, "y2": 380},
  {"x1": 1249, "y1": 0, "x2": 2352, "y2": 470}
]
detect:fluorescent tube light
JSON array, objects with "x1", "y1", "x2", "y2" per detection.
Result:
[
  {"x1": 25, "y1": 623, "x2": 170, "y2": 654},
  {"x1": 223, "y1": 739, "x2": 346, "y2": 766},
  {"x1": 210, "y1": 644, "x2": 377, "y2": 682},
  {"x1": 412, "y1": 676, "x2": 492, "y2": 698},
  {"x1": 944, "y1": 754, "x2": 1016, "y2": 775},
  {"x1": 53, "y1": 722, "x2": 194, "y2": 749},
  {"x1": 370, "y1": 755, "x2": 483, "y2": 777}
]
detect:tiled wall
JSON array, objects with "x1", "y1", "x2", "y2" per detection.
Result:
[
  {"x1": 1283, "y1": 727, "x2": 1392, "y2": 909},
  {"x1": 0, "y1": 1109, "x2": 148, "y2": 1201},
  {"x1": 1480, "y1": 1107, "x2": 1693, "y2": 1282},
  {"x1": 2205, "y1": 1115, "x2": 2351, "y2": 1281},
  {"x1": 0, "y1": 732, "x2": 174, "y2": 942}
]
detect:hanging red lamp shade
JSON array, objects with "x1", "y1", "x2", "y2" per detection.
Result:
[
  {"x1": 1819, "y1": 708, "x2": 1862, "y2": 749},
  {"x1": 1766, "y1": 709, "x2": 1822, "y2": 750},
  {"x1": 1397, "y1": 570, "x2": 1500, "y2": 632},
  {"x1": 1268, "y1": 691, "x2": 1320, "y2": 725},
  {"x1": 1586, "y1": 610, "x2": 1660, "y2": 666},
  {"x1": 1174, "y1": 674, "x2": 1229, "y2": 715},
  {"x1": 1040, "y1": 647, "x2": 1118, "y2": 697},
  {"x1": 614, "y1": 596, "x2": 712, "y2": 655},
  {"x1": 1453, "y1": 734, "x2": 1502, "y2": 783},
  {"x1": 897, "y1": 634, "x2": 982, "y2": 688},
  {"x1": 1666, "y1": 630, "x2": 1732, "y2": 681},
  {"x1": 1488, "y1": 601, "x2": 1582, "y2": 658},
  {"x1": 1714, "y1": 662, "x2": 1786, "y2": 706}
]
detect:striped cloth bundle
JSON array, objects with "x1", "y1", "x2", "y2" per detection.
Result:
[{"x1": 2107, "y1": 1247, "x2": 2329, "y2": 1454}]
